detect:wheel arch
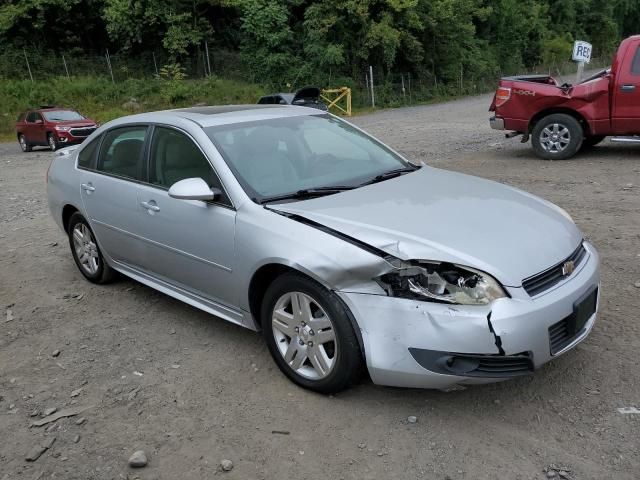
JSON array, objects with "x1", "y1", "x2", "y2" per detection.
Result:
[
  {"x1": 529, "y1": 108, "x2": 590, "y2": 136},
  {"x1": 62, "y1": 204, "x2": 80, "y2": 233},
  {"x1": 247, "y1": 262, "x2": 366, "y2": 359}
]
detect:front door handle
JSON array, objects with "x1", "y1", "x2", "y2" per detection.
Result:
[
  {"x1": 81, "y1": 183, "x2": 95, "y2": 193},
  {"x1": 140, "y1": 201, "x2": 160, "y2": 213},
  {"x1": 621, "y1": 84, "x2": 636, "y2": 92}
]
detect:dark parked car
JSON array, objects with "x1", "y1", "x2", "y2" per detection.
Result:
[
  {"x1": 16, "y1": 106, "x2": 98, "y2": 152},
  {"x1": 258, "y1": 86, "x2": 328, "y2": 111}
]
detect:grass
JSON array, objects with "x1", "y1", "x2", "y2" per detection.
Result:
[{"x1": 0, "y1": 76, "x2": 265, "y2": 142}]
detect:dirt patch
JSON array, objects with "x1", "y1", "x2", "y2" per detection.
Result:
[{"x1": 1, "y1": 96, "x2": 639, "y2": 479}]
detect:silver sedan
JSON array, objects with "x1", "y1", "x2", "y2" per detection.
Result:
[{"x1": 47, "y1": 106, "x2": 600, "y2": 393}]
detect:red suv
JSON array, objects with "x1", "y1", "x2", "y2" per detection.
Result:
[{"x1": 16, "y1": 107, "x2": 98, "y2": 152}]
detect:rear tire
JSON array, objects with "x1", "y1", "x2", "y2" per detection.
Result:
[
  {"x1": 19, "y1": 134, "x2": 31, "y2": 152},
  {"x1": 68, "y1": 212, "x2": 117, "y2": 284},
  {"x1": 261, "y1": 272, "x2": 362, "y2": 393},
  {"x1": 531, "y1": 114, "x2": 583, "y2": 160}
]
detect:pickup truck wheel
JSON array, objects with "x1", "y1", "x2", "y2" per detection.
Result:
[
  {"x1": 582, "y1": 135, "x2": 606, "y2": 149},
  {"x1": 531, "y1": 114, "x2": 583, "y2": 160}
]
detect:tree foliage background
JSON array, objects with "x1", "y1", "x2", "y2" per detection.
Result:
[{"x1": 0, "y1": 0, "x2": 638, "y2": 87}]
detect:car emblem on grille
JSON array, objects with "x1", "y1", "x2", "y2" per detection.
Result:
[{"x1": 562, "y1": 261, "x2": 575, "y2": 276}]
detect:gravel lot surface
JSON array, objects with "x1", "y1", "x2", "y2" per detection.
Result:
[{"x1": 1, "y1": 95, "x2": 639, "y2": 479}]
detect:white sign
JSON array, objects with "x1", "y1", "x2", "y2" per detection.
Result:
[{"x1": 572, "y1": 41, "x2": 592, "y2": 64}]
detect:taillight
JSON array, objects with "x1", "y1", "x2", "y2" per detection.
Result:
[{"x1": 495, "y1": 87, "x2": 511, "y2": 107}]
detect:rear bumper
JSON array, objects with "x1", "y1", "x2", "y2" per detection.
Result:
[
  {"x1": 338, "y1": 241, "x2": 600, "y2": 389},
  {"x1": 490, "y1": 116, "x2": 505, "y2": 130}
]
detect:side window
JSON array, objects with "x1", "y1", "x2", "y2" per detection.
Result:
[
  {"x1": 632, "y1": 46, "x2": 640, "y2": 75},
  {"x1": 97, "y1": 126, "x2": 147, "y2": 181},
  {"x1": 26, "y1": 112, "x2": 37, "y2": 123},
  {"x1": 149, "y1": 127, "x2": 230, "y2": 205},
  {"x1": 78, "y1": 136, "x2": 101, "y2": 169}
]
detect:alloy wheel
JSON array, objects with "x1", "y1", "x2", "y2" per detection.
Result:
[
  {"x1": 72, "y1": 223, "x2": 99, "y2": 275},
  {"x1": 48, "y1": 135, "x2": 57, "y2": 151},
  {"x1": 19, "y1": 135, "x2": 27, "y2": 152},
  {"x1": 540, "y1": 123, "x2": 571, "y2": 153},
  {"x1": 271, "y1": 291, "x2": 337, "y2": 380}
]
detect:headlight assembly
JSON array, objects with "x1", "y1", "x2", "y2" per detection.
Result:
[{"x1": 377, "y1": 261, "x2": 507, "y2": 305}]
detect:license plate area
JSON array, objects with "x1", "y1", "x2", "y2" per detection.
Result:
[{"x1": 548, "y1": 286, "x2": 597, "y2": 355}]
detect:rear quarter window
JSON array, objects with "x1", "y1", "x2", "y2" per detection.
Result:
[{"x1": 78, "y1": 136, "x2": 101, "y2": 169}]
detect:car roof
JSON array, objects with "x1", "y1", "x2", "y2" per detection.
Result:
[{"x1": 110, "y1": 104, "x2": 325, "y2": 129}]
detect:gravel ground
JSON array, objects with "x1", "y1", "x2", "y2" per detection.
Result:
[{"x1": 1, "y1": 95, "x2": 639, "y2": 480}]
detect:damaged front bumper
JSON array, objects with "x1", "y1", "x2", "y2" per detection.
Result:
[{"x1": 337, "y1": 242, "x2": 600, "y2": 389}]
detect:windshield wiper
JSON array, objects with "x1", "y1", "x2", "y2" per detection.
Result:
[
  {"x1": 358, "y1": 164, "x2": 421, "y2": 187},
  {"x1": 260, "y1": 186, "x2": 354, "y2": 204}
]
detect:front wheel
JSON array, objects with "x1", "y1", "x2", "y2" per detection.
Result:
[
  {"x1": 47, "y1": 133, "x2": 58, "y2": 151},
  {"x1": 261, "y1": 272, "x2": 362, "y2": 393},
  {"x1": 531, "y1": 114, "x2": 583, "y2": 160}
]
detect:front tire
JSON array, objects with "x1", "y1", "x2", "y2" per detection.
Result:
[
  {"x1": 261, "y1": 272, "x2": 362, "y2": 393},
  {"x1": 47, "y1": 133, "x2": 58, "y2": 151},
  {"x1": 531, "y1": 113, "x2": 583, "y2": 160},
  {"x1": 68, "y1": 213, "x2": 117, "y2": 284},
  {"x1": 19, "y1": 134, "x2": 31, "y2": 152}
]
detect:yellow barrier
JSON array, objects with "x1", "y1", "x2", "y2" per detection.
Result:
[{"x1": 321, "y1": 87, "x2": 352, "y2": 116}]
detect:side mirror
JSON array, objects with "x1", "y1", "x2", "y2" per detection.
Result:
[
  {"x1": 34, "y1": 119, "x2": 43, "y2": 124},
  {"x1": 168, "y1": 177, "x2": 220, "y2": 202}
]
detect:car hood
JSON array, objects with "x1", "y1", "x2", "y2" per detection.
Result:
[{"x1": 271, "y1": 167, "x2": 583, "y2": 287}]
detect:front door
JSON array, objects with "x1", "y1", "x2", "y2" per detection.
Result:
[
  {"x1": 134, "y1": 126, "x2": 238, "y2": 309},
  {"x1": 79, "y1": 125, "x2": 149, "y2": 268},
  {"x1": 612, "y1": 44, "x2": 640, "y2": 133},
  {"x1": 25, "y1": 112, "x2": 45, "y2": 144}
]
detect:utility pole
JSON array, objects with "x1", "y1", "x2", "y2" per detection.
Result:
[{"x1": 369, "y1": 65, "x2": 375, "y2": 108}]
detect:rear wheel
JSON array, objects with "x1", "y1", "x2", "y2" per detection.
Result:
[
  {"x1": 68, "y1": 213, "x2": 117, "y2": 284},
  {"x1": 47, "y1": 133, "x2": 58, "y2": 151},
  {"x1": 19, "y1": 134, "x2": 31, "y2": 152},
  {"x1": 531, "y1": 114, "x2": 583, "y2": 160},
  {"x1": 261, "y1": 272, "x2": 362, "y2": 393}
]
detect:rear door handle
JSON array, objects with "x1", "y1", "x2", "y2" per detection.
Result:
[
  {"x1": 81, "y1": 183, "x2": 95, "y2": 193},
  {"x1": 140, "y1": 201, "x2": 160, "y2": 212},
  {"x1": 621, "y1": 84, "x2": 636, "y2": 92}
]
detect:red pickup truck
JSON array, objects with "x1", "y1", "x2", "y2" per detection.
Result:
[{"x1": 490, "y1": 35, "x2": 640, "y2": 159}]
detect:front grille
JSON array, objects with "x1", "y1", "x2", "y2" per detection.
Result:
[
  {"x1": 522, "y1": 243, "x2": 587, "y2": 296},
  {"x1": 69, "y1": 127, "x2": 96, "y2": 137}
]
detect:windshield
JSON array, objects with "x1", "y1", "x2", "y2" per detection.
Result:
[
  {"x1": 206, "y1": 114, "x2": 411, "y2": 201},
  {"x1": 42, "y1": 110, "x2": 84, "y2": 121}
]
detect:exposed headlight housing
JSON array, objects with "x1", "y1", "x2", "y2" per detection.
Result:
[
  {"x1": 54, "y1": 125, "x2": 71, "y2": 131},
  {"x1": 377, "y1": 261, "x2": 507, "y2": 305}
]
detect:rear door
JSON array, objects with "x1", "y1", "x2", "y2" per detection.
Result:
[
  {"x1": 133, "y1": 126, "x2": 238, "y2": 309},
  {"x1": 612, "y1": 43, "x2": 640, "y2": 133},
  {"x1": 79, "y1": 125, "x2": 150, "y2": 267}
]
